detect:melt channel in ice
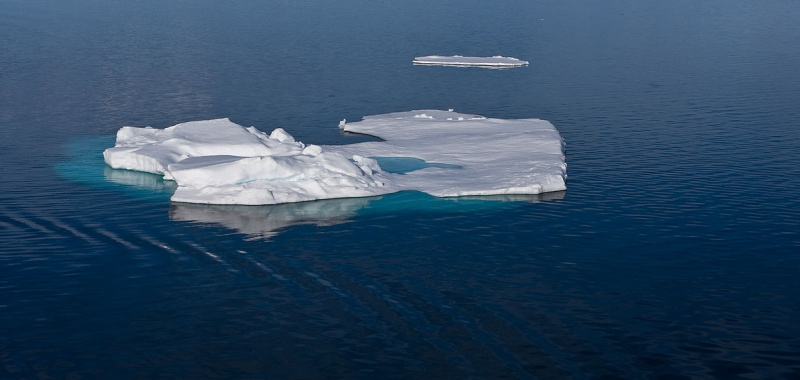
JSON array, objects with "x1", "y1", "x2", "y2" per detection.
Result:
[
  {"x1": 412, "y1": 55, "x2": 529, "y2": 68},
  {"x1": 103, "y1": 110, "x2": 566, "y2": 205}
]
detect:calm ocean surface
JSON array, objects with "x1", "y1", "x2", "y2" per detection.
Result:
[{"x1": 2, "y1": 0, "x2": 800, "y2": 378}]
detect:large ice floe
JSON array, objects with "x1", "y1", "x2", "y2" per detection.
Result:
[
  {"x1": 103, "y1": 110, "x2": 566, "y2": 205},
  {"x1": 413, "y1": 55, "x2": 529, "y2": 68}
]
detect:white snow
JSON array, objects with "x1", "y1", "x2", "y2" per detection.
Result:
[
  {"x1": 103, "y1": 110, "x2": 566, "y2": 205},
  {"x1": 103, "y1": 119, "x2": 297, "y2": 177},
  {"x1": 413, "y1": 55, "x2": 529, "y2": 68},
  {"x1": 329, "y1": 110, "x2": 566, "y2": 197}
]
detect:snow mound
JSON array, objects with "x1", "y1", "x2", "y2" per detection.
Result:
[
  {"x1": 103, "y1": 110, "x2": 566, "y2": 205},
  {"x1": 103, "y1": 119, "x2": 394, "y2": 205},
  {"x1": 413, "y1": 55, "x2": 529, "y2": 67},
  {"x1": 103, "y1": 119, "x2": 298, "y2": 176}
]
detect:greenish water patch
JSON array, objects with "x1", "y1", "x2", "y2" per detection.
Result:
[
  {"x1": 54, "y1": 135, "x2": 176, "y2": 202},
  {"x1": 359, "y1": 190, "x2": 562, "y2": 215},
  {"x1": 371, "y1": 156, "x2": 461, "y2": 174}
]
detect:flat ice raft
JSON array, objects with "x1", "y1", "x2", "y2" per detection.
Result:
[
  {"x1": 331, "y1": 110, "x2": 566, "y2": 197},
  {"x1": 103, "y1": 110, "x2": 566, "y2": 205},
  {"x1": 413, "y1": 55, "x2": 529, "y2": 67}
]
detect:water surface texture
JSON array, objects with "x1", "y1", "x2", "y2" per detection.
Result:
[{"x1": 2, "y1": 0, "x2": 800, "y2": 378}]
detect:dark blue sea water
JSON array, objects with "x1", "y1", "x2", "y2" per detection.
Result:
[{"x1": 2, "y1": 0, "x2": 800, "y2": 378}]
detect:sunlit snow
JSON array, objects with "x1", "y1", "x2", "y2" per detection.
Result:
[
  {"x1": 330, "y1": 110, "x2": 566, "y2": 197},
  {"x1": 103, "y1": 110, "x2": 566, "y2": 205}
]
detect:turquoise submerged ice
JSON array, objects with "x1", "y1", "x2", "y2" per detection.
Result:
[{"x1": 103, "y1": 110, "x2": 567, "y2": 205}]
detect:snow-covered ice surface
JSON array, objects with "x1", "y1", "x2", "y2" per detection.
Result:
[
  {"x1": 413, "y1": 55, "x2": 529, "y2": 68},
  {"x1": 103, "y1": 110, "x2": 566, "y2": 205},
  {"x1": 329, "y1": 110, "x2": 566, "y2": 198}
]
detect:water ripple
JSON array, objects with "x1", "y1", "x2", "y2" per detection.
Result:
[{"x1": 3, "y1": 0, "x2": 800, "y2": 378}]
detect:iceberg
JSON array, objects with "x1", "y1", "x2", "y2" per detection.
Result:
[
  {"x1": 412, "y1": 55, "x2": 529, "y2": 68},
  {"x1": 103, "y1": 110, "x2": 566, "y2": 205}
]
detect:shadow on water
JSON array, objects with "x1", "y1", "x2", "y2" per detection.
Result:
[
  {"x1": 170, "y1": 190, "x2": 565, "y2": 241},
  {"x1": 169, "y1": 198, "x2": 373, "y2": 241}
]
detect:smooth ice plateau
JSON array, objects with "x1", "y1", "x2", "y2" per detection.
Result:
[
  {"x1": 412, "y1": 55, "x2": 529, "y2": 67},
  {"x1": 103, "y1": 110, "x2": 566, "y2": 205}
]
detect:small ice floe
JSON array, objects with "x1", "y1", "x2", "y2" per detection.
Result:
[{"x1": 412, "y1": 55, "x2": 529, "y2": 68}]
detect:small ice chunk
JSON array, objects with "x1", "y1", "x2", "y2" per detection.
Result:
[
  {"x1": 269, "y1": 128, "x2": 295, "y2": 143},
  {"x1": 302, "y1": 144, "x2": 322, "y2": 156},
  {"x1": 352, "y1": 155, "x2": 382, "y2": 176}
]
